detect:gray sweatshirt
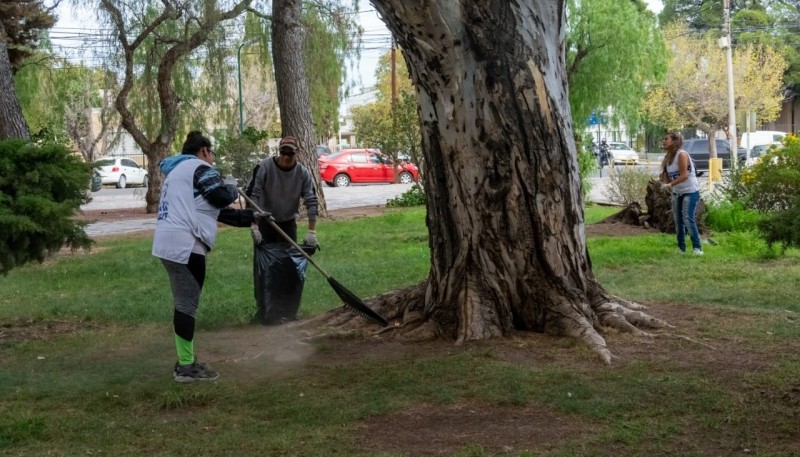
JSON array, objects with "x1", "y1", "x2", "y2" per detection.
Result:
[{"x1": 250, "y1": 157, "x2": 318, "y2": 223}]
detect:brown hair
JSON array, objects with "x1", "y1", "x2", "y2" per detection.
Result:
[{"x1": 661, "y1": 132, "x2": 683, "y2": 172}]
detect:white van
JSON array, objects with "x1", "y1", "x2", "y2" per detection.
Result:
[{"x1": 739, "y1": 131, "x2": 786, "y2": 154}]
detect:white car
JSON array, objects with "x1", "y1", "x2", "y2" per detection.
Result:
[
  {"x1": 95, "y1": 157, "x2": 148, "y2": 189},
  {"x1": 607, "y1": 142, "x2": 639, "y2": 165}
]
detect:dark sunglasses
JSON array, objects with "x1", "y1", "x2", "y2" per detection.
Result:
[{"x1": 279, "y1": 148, "x2": 296, "y2": 156}]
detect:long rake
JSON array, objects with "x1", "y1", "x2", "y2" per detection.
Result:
[{"x1": 238, "y1": 190, "x2": 389, "y2": 327}]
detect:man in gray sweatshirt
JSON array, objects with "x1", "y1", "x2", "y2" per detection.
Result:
[
  {"x1": 248, "y1": 136, "x2": 319, "y2": 325},
  {"x1": 249, "y1": 136, "x2": 318, "y2": 244}
]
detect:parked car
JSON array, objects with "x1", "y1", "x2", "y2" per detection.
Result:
[
  {"x1": 744, "y1": 143, "x2": 782, "y2": 167},
  {"x1": 90, "y1": 170, "x2": 103, "y2": 192},
  {"x1": 318, "y1": 149, "x2": 419, "y2": 187},
  {"x1": 95, "y1": 157, "x2": 148, "y2": 188},
  {"x1": 315, "y1": 145, "x2": 332, "y2": 158},
  {"x1": 740, "y1": 130, "x2": 786, "y2": 155},
  {"x1": 607, "y1": 142, "x2": 639, "y2": 164},
  {"x1": 681, "y1": 139, "x2": 746, "y2": 172}
]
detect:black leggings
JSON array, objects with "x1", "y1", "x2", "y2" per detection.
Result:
[{"x1": 161, "y1": 253, "x2": 206, "y2": 341}]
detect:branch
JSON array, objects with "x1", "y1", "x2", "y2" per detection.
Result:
[
  {"x1": 100, "y1": 0, "x2": 178, "y2": 151},
  {"x1": 156, "y1": 0, "x2": 254, "y2": 140}
]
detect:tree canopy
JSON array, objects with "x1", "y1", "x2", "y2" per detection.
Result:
[
  {"x1": 566, "y1": 0, "x2": 667, "y2": 128},
  {"x1": 660, "y1": 0, "x2": 800, "y2": 91},
  {"x1": 350, "y1": 48, "x2": 422, "y2": 164},
  {"x1": 644, "y1": 22, "x2": 787, "y2": 154}
]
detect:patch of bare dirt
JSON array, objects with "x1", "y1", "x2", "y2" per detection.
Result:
[
  {"x1": 585, "y1": 220, "x2": 658, "y2": 237},
  {"x1": 75, "y1": 206, "x2": 154, "y2": 223},
  {"x1": 354, "y1": 401, "x2": 595, "y2": 456},
  {"x1": 0, "y1": 318, "x2": 102, "y2": 345}
]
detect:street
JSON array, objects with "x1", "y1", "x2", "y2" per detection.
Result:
[{"x1": 81, "y1": 183, "x2": 417, "y2": 236}]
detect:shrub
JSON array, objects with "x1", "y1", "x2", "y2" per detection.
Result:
[
  {"x1": 387, "y1": 184, "x2": 426, "y2": 207},
  {"x1": 0, "y1": 139, "x2": 93, "y2": 275},
  {"x1": 703, "y1": 199, "x2": 762, "y2": 233},
  {"x1": 738, "y1": 134, "x2": 800, "y2": 249},
  {"x1": 602, "y1": 166, "x2": 653, "y2": 206}
]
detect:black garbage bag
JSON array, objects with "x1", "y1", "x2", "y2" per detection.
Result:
[{"x1": 252, "y1": 242, "x2": 317, "y2": 325}]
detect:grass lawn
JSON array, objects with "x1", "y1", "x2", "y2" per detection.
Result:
[{"x1": 1, "y1": 205, "x2": 799, "y2": 456}]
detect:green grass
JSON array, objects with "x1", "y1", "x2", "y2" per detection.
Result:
[{"x1": 1, "y1": 205, "x2": 799, "y2": 456}]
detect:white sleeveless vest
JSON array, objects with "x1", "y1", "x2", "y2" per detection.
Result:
[{"x1": 152, "y1": 158, "x2": 221, "y2": 264}]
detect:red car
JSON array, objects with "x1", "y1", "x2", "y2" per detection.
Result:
[{"x1": 318, "y1": 149, "x2": 420, "y2": 187}]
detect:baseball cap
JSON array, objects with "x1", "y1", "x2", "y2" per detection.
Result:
[{"x1": 279, "y1": 136, "x2": 299, "y2": 152}]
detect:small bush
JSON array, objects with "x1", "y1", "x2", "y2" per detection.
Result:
[
  {"x1": 387, "y1": 184, "x2": 426, "y2": 207},
  {"x1": 737, "y1": 134, "x2": 800, "y2": 249},
  {"x1": 704, "y1": 199, "x2": 761, "y2": 233},
  {"x1": 602, "y1": 166, "x2": 653, "y2": 206},
  {"x1": 0, "y1": 139, "x2": 93, "y2": 275}
]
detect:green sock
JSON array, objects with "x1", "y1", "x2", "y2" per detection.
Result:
[{"x1": 175, "y1": 334, "x2": 194, "y2": 366}]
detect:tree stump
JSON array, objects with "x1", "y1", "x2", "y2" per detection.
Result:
[
  {"x1": 597, "y1": 202, "x2": 642, "y2": 225},
  {"x1": 642, "y1": 179, "x2": 706, "y2": 234}
]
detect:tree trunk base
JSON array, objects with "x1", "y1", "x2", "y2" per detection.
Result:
[{"x1": 300, "y1": 280, "x2": 671, "y2": 363}]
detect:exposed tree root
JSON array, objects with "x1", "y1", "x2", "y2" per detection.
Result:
[{"x1": 297, "y1": 279, "x2": 676, "y2": 363}]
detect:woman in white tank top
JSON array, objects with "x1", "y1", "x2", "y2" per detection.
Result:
[{"x1": 660, "y1": 133, "x2": 703, "y2": 255}]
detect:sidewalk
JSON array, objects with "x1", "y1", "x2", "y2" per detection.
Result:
[{"x1": 82, "y1": 184, "x2": 416, "y2": 237}]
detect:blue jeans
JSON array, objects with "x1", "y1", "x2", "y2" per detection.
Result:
[{"x1": 672, "y1": 191, "x2": 702, "y2": 252}]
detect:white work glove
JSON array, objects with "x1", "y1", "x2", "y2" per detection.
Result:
[
  {"x1": 304, "y1": 230, "x2": 317, "y2": 247},
  {"x1": 223, "y1": 175, "x2": 238, "y2": 186},
  {"x1": 251, "y1": 227, "x2": 263, "y2": 246},
  {"x1": 660, "y1": 182, "x2": 672, "y2": 191}
]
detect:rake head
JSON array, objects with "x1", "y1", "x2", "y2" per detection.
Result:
[{"x1": 327, "y1": 277, "x2": 389, "y2": 327}]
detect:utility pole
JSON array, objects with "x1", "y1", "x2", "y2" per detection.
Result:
[
  {"x1": 723, "y1": 0, "x2": 738, "y2": 166},
  {"x1": 391, "y1": 37, "x2": 398, "y2": 168},
  {"x1": 237, "y1": 38, "x2": 259, "y2": 134}
]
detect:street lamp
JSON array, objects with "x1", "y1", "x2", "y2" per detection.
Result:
[{"x1": 237, "y1": 38, "x2": 260, "y2": 134}]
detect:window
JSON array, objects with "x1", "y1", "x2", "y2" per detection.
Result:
[
  {"x1": 349, "y1": 152, "x2": 368, "y2": 163},
  {"x1": 122, "y1": 159, "x2": 139, "y2": 168},
  {"x1": 690, "y1": 141, "x2": 707, "y2": 154}
]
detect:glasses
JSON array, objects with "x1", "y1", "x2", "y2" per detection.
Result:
[
  {"x1": 279, "y1": 148, "x2": 296, "y2": 156},
  {"x1": 207, "y1": 147, "x2": 215, "y2": 158}
]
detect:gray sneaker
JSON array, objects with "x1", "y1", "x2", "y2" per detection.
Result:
[{"x1": 174, "y1": 361, "x2": 219, "y2": 383}]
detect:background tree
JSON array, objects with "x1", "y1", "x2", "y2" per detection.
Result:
[
  {"x1": 350, "y1": 48, "x2": 422, "y2": 167},
  {"x1": 0, "y1": 0, "x2": 58, "y2": 73},
  {"x1": 644, "y1": 22, "x2": 786, "y2": 157},
  {"x1": 313, "y1": 0, "x2": 670, "y2": 362},
  {"x1": 0, "y1": 0, "x2": 59, "y2": 140},
  {"x1": 302, "y1": 2, "x2": 359, "y2": 142},
  {"x1": 0, "y1": 21, "x2": 29, "y2": 139},
  {"x1": 15, "y1": 57, "x2": 118, "y2": 161},
  {"x1": 95, "y1": 0, "x2": 253, "y2": 213},
  {"x1": 661, "y1": 0, "x2": 800, "y2": 92},
  {"x1": 566, "y1": 0, "x2": 667, "y2": 128}
]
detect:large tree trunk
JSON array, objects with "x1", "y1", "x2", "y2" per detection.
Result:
[
  {"x1": 0, "y1": 21, "x2": 29, "y2": 140},
  {"x1": 272, "y1": 0, "x2": 327, "y2": 214},
  {"x1": 311, "y1": 0, "x2": 667, "y2": 362}
]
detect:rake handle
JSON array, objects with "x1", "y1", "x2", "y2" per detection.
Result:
[{"x1": 237, "y1": 190, "x2": 330, "y2": 280}]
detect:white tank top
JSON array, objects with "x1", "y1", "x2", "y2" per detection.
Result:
[{"x1": 666, "y1": 150, "x2": 699, "y2": 194}]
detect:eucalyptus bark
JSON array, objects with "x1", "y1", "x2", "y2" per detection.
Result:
[
  {"x1": 314, "y1": 0, "x2": 666, "y2": 362},
  {"x1": 272, "y1": 0, "x2": 327, "y2": 214},
  {"x1": 0, "y1": 21, "x2": 29, "y2": 140}
]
